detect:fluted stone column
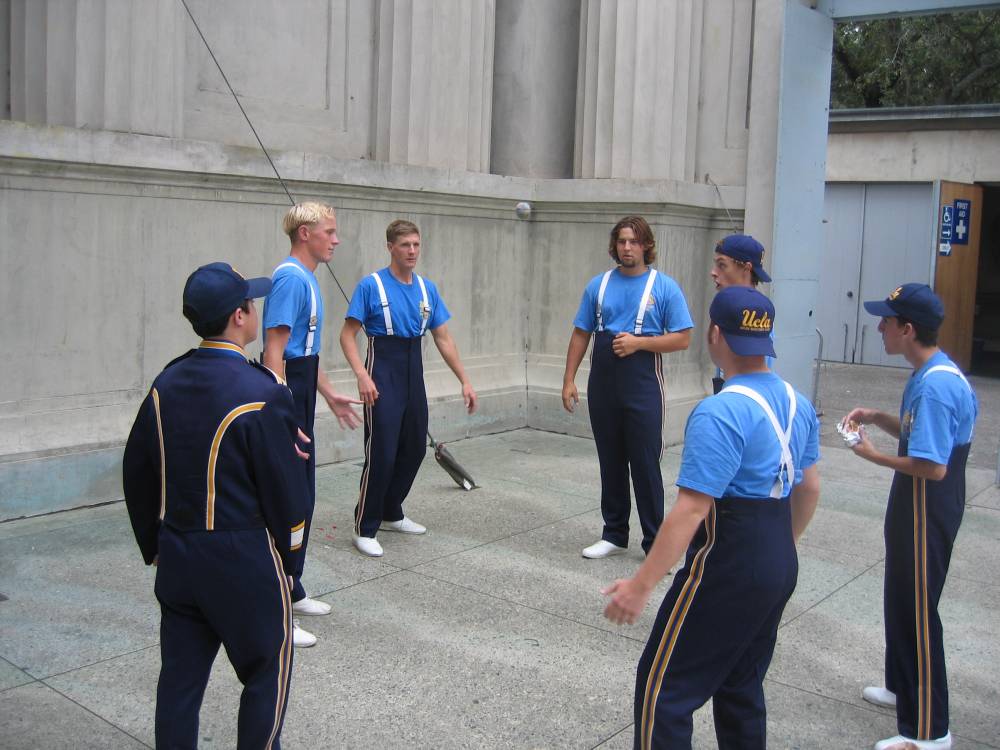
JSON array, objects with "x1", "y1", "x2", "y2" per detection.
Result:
[
  {"x1": 574, "y1": 0, "x2": 701, "y2": 180},
  {"x1": 8, "y1": 0, "x2": 184, "y2": 136},
  {"x1": 373, "y1": 0, "x2": 495, "y2": 171},
  {"x1": 490, "y1": 0, "x2": 580, "y2": 178}
]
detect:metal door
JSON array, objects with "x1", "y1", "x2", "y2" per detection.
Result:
[{"x1": 820, "y1": 182, "x2": 935, "y2": 366}]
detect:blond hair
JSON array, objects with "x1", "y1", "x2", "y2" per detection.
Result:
[{"x1": 282, "y1": 202, "x2": 335, "y2": 240}]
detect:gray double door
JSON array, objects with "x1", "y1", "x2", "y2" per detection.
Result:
[{"x1": 819, "y1": 182, "x2": 936, "y2": 367}]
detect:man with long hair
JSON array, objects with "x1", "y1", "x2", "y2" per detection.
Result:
[{"x1": 562, "y1": 216, "x2": 693, "y2": 559}]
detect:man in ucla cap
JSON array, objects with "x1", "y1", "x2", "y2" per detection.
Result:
[
  {"x1": 709, "y1": 233, "x2": 773, "y2": 392},
  {"x1": 603, "y1": 286, "x2": 821, "y2": 749},
  {"x1": 124, "y1": 262, "x2": 308, "y2": 748},
  {"x1": 710, "y1": 234, "x2": 771, "y2": 289},
  {"x1": 843, "y1": 283, "x2": 977, "y2": 750}
]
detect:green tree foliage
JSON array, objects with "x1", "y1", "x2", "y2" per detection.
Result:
[{"x1": 831, "y1": 11, "x2": 1000, "y2": 108}]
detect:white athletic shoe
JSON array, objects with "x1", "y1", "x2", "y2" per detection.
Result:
[
  {"x1": 380, "y1": 517, "x2": 427, "y2": 534},
  {"x1": 292, "y1": 596, "x2": 331, "y2": 616},
  {"x1": 293, "y1": 621, "x2": 317, "y2": 648},
  {"x1": 582, "y1": 540, "x2": 627, "y2": 559},
  {"x1": 353, "y1": 535, "x2": 384, "y2": 557},
  {"x1": 862, "y1": 685, "x2": 897, "y2": 708},
  {"x1": 874, "y1": 731, "x2": 951, "y2": 750}
]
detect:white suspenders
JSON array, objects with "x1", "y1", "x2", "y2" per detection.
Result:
[
  {"x1": 273, "y1": 262, "x2": 317, "y2": 356},
  {"x1": 922, "y1": 364, "x2": 974, "y2": 441},
  {"x1": 721, "y1": 381, "x2": 797, "y2": 499},
  {"x1": 923, "y1": 364, "x2": 970, "y2": 388},
  {"x1": 370, "y1": 271, "x2": 430, "y2": 337},
  {"x1": 595, "y1": 269, "x2": 658, "y2": 335}
]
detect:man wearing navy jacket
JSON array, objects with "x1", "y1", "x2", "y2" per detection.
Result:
[{"x1": 124, "y1": 262, "x2": 307, "y2": 749}]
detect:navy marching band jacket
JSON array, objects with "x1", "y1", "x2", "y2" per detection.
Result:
[{"x1": 123, "y1": 341, "x2": 308, "y2": 573}]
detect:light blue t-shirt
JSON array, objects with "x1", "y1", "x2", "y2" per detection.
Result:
[
  {"x1": 901, "y1": 351, "x2": 978, "y2": 464},
  {"x1": 677, "y1": 372, "x2": 820, "y2": 500},
  {"x1": 346, "y1": 268, "x2": 449, "y2": 337},
  {"x1": 262, "y1": 257, "x2": 324, "y2": 358},
  {"x1": 573, "y1": 268, "x2": 694, "y2": 335}
]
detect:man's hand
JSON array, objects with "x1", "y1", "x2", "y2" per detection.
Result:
[
  {"x1": 295, "y1": 428, "x2": 311, "y2": 460},
  {"x1": 355, "y1": 372, "x2": 379, "y2": 406},
  {"x1": 602, "y1": 577, "x2": 653, "y2": 625},
  {"x1": 850, "y1": 428, "x2": 879, "y2": 462},
  {"x1": 612, "y1": 332, "x2": 641, "y2": 358},
  {"x1": 843, "y1": 407, "x2": 878, "y2": 426},
  {"x1": 462, "y1": 383, "x2": 478, "y2": 414},
  {"x1": 325, "y1": 392, "x2": 363, "y2": 429},
  {"x1": 562, "y1": 381, "x2": 579, "y2": 413}
]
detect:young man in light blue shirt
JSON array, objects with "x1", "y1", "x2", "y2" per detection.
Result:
[{"x1": 845, "y1": 283, "x2": 977, "y2": 750}]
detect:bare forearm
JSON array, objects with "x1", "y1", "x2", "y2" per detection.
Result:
[
  {"x1": 790, "y1": 466, "x2": 820, "y2": 541},
  {"x1": 339, "y1": 323, "x2": 367, "y2": 378},
  {"x1": 858, "y1": 450, "x2": 946, "y2": 481},
  {"x1": 563, "y1": 328, "x2": 590, "y2": 384},
  {"x1": 635, "y1": 329, "x2": 692, "y2": 354},
  {"x1": 316, "y1": 367, "x2": 336, "y2": 401},
  {"x1": 870, "y1": 411, "x2": 902, "y2": 439},
  {"x1": 633, "y1": 491, "x2": 712, "y2": 591},
  {"x1": 436, "y1": 335, "x2": 471, "y2": 386},
  {"x1": 262, "y1": 332, "x2": 289, "y2": 381}
]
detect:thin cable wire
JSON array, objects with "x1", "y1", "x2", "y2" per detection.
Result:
[
  {"x1": 179, "y1": 0, "x2": 349, "y2": 301},
  {"x1": 705, "y1": 174, "x2": 739, "y2": 232}
]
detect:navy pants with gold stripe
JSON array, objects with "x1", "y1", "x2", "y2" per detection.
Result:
[
  {"x1": 634, "y1": 499, "x2": 797, "y2": 750},
  {"x1": 588, "y1": 331, "x2": 665, "y2": 553},
  {"x1": 884, "y1": 441, "x2": 969, "y2": 740},
  {"x1": 355, "y1": 336, "x2": 428, "y2": 538},
  {"x1": 155, "y1": 526, "x2": 293, "y2": 750},
  {"x1": 284, "y1": 354, "x2": 318, "y2": 603}
]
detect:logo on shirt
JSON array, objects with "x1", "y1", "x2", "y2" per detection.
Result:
[
  {"x1": 646, "y1": 295, "x2": 655, "y2": 309},
  {"x1": 740, "y1": 309, "x2": 772, "y2": 333}
]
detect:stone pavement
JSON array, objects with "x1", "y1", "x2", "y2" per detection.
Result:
[{"x1": 1, "y1": 364, "x2": 998, "y2": 749}]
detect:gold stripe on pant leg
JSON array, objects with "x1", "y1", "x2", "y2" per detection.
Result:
[
  {"x1": 640, "y1": 505, "x2": 717, "y2": 750},
  {"x1": 265, "y1": 531, "x2": 293, "y2": 750}
]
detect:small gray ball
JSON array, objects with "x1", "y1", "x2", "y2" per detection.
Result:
[{"x1": 515, "y1": 201, "x2": 532, "y2": 219}]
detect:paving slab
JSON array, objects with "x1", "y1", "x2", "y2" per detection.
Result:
[
  {"x1": 0, "y1": 681, "x2": 148, "y2": 749},
  {"x1": 1, "y1": 362, "x2": 997, "y2": 750}
]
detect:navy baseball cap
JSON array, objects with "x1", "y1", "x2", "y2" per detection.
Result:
[
  {"x1": 863, "y1": 283, "x2": 944, "y2": 330},
  {"x1": 182, "y1": 262, "x2": 272, "y2": 325},
  {"x1": 717, "y1": 234, "x2": 771, "y2": 283},
  {"x1": 710, "y1": 286, "x2": 777, "y2": 358}
]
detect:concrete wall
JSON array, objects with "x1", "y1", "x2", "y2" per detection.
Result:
[
  {"x1": 0, "y1": 121, "x2": 738, "y2": 519},
  {"x1": 827, "y1": 129, "x2": 1000, "y2": 183}
]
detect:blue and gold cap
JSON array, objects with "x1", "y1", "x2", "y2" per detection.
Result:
[
  {"x1": 182, "y1": 262, "x2": 272, "y2": 326},
  {"x1": 710, "y1": 286, "x2": 777, "y2": 358},
  {"x1": 717, "y1": 234, "x2": 771, "y2": 283},
  {"x1": 863, "y1": 283, "x2": 944, "y2": 330}
]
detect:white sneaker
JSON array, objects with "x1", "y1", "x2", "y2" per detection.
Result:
[
  {"x1": 293, "y1": 620, "x2": 317, "y2": 648},
  {"x1": 292, "y1": 596, "x2": 331, "y2": 616},
  {"x1": 862, "y1": 685, "x2": 897, "y2": 708},
  {"x1": 582, "y1": 540, "x2": 627, "y2": 559},
  {"x1": 380, "y1": 517, "x2": 426, "y2": 534},
  {"x1": 353, "y1": 535, "x2": 384, "y2": 557},
  {"x1": 874, "y1": 731, "x2": 951, "y2": 750}
]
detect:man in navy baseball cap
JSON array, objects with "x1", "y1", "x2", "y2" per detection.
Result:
[
  {"x1": 863, "y1": 282, "x2": 945, "y2": 331},
  {"x1": 715, "y1": 234, "x2": 771, "y2": 285},
  {"x1": 709, "y1": 285, "x2": 777, "y2": 358},
  {"x1": 182, "y1": 262, "x2": 272, "y2": 330}
]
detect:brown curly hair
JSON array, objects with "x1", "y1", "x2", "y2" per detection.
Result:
[{"x1": 608, "y1": 216, "x2": 657, "y2": 265}]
